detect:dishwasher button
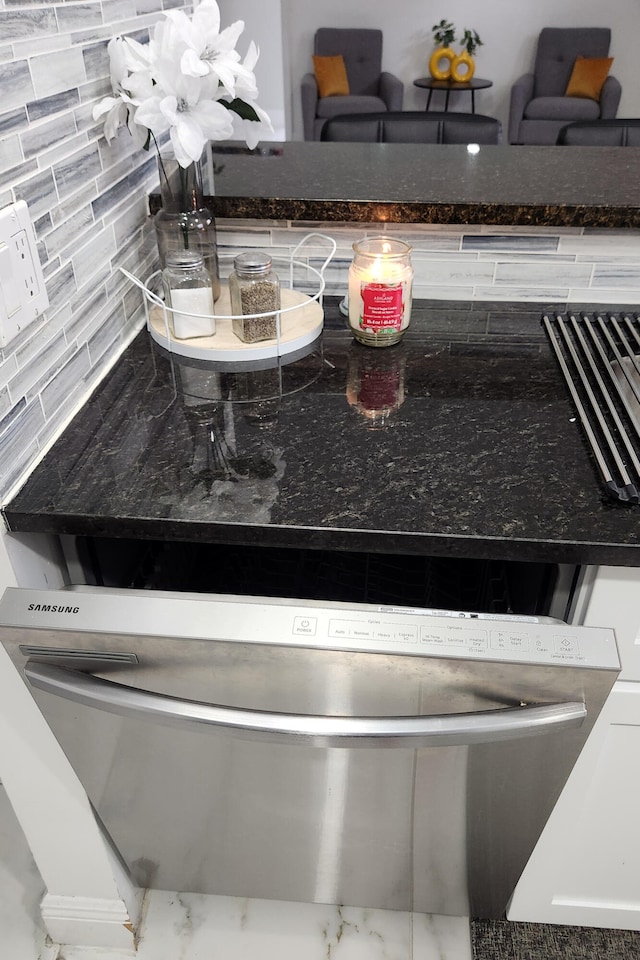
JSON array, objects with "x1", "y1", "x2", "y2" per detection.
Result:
[
  {"x1": 329, "y1": 620, "x2": 349, "y2": 638},
  {"x1": 351, "y1": 626, "x2": 374, "y2": 639},
  {"x1": 421, "y1": 627, "x2": 464, "y2": 645},
  {"x1": 293, "y1": 616, "x2": 317, "y2": 636},
  {"x1": 373, "y1": 626, "x2": 396, "y2": 642},
  {"x1": 554, "y1": 635, "x2": 580, "y2": 656},
  {"x1": 466, "y1": 631, "x2": 488, "y2": 651},
  {"x1": 491, "y1": 630, "x2": 530, "y2": 652}
]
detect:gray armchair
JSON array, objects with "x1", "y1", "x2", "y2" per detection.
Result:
[
  {"x1": 509, "y1": 27, "x2": 622, "y2": 145},
  {"x1": 301, "y1": 28, "x2": 403, "y2": 141}
]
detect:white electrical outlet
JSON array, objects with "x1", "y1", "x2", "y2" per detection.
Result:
[{"x1": 0, "y1": 200, "x2": 49, "y2": 348}]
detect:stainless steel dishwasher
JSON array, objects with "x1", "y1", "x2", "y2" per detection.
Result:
[{"x1": 0, "y1": 586, "x2": 619, "y2": 919}]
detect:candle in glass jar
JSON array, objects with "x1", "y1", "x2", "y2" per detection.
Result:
[{"x1": 348, "y1": 236, "x2": 413, "y2": 347}]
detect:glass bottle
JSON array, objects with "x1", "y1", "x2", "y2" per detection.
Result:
[
  {"x1": 347, "y1": 236, "x2": 413, "y2": 347},
  {"x1": 162, "y1": 251, "x2": 215, "y2": 340},
  {"x1": 228, "y1": 252, "x2": 281, "y2": 343},
  {"x1": 154, "y1": 154, "x2": 221, "y2": 302}
]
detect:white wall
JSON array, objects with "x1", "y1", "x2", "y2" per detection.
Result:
[
  {"x1": 281, "y1": 0, "x2": 640, "y2": 139},
  {"x1": 218, "y1": 0, "x2": 287, "y2": 139}
]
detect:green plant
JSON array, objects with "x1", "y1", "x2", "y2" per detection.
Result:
[
  {"x1": 432, "y1": 19, "x2": 456, "y2": 47},
  {"x1": 460, "y1": 29, "x2": 483, "y2": 56}
]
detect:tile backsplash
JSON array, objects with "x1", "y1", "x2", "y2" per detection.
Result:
[
  {"x1": 214, "y1": 220, "x2": 640, "y2": 308},
  {"x1": 0, "y1": 0, "x2": 181, "y2": 501}
]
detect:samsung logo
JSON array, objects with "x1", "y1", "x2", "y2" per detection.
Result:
[{"x1": 28, "y1": 604, "x2": 80, "y2": 614}]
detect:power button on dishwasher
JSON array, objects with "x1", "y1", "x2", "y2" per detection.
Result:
[{"x1": 293, "y1": 616, "x2": 317, "y2": 636}]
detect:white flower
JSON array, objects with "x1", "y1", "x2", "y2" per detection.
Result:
[
  {"x1": 233, "y1": 100, "x2": 273, "y2": 150},
  {"x1": 164, "y1": 0, "x2": 246, "y2": 95},
  {"x1": 231, "y1": 42, "x2": 273, "y2": 149},
  {"x1": 134, "y1": 71, "x2": 234, "y2": 166},
  {"x1": 122, "y1": 35, "x2": 154, "y2": 78},
  {"x1": 92, "y1": 37, "x2": 151, "y2": 146},
  {"x1": 93, "y1": 94, "x2": 128, "y2": 143},
  {"x1": 233, "y1": 40, "x2": 260, "y2": 103},
  {"x1": 92, "y1": 0, "x2": 271, "y2": 167}
]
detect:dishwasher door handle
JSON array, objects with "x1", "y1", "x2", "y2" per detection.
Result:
[{"x1": 24, "y1": 661, "x2": 586, "y2": 748}]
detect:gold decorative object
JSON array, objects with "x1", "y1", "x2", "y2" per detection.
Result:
[
  {"x1": 451, "y1": 50, "x2": 475, "y2": 82},
  {"x1": 429, "y1": 47, "x2": 455, "y2": 80},
  {"x1": 430, "y1": 19, "x2": 456, "y2": 80},
  {"x1": 430, "y1": 22, "x2": 483, "y2": 83},
  {"x1": 452, "y1": 29, "x2": 483, "y2": 82}
]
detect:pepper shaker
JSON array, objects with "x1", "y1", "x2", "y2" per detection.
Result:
[{"x1": 229, "y1": 252, "x2": 280, "y2": 343}]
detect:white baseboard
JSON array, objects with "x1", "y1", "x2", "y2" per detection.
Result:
[{"x1": 40, "y1": 893, "x2": 140, "y2": 951}]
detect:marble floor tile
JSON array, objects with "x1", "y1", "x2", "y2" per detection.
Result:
[
  {"x1": 1, "y1": 783, "x2": 472, "y2": 960},
  {"x1": 37, "y1": 890, "x2": 473, "y2": 960},
  {"x1": 104, "y1": 891, "x2": 471, "y2": 960}
]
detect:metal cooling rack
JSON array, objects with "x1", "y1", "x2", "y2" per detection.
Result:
[{"x1": 543, "y1": 311, "x2": 640, "y2": 504}]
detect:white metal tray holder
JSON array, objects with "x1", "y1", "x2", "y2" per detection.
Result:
[{"x1": 122, "y1": 233, "x2": 336, "y2": 363}]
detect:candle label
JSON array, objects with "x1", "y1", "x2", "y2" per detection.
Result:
[{"x1": 359, "y1": 282, "x2": 405, "y2": 331}]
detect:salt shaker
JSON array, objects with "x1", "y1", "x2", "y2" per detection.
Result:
[
  {"x1": 162, "y1": 250, "x2": 215, "y2": 340},
  {"x1": 229, "y1": 252, "x2": 280, "y2": 343}
]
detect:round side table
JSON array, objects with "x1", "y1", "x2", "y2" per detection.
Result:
[{"x1": 413, "y1": 77, "x2": 493, "y2": 113}]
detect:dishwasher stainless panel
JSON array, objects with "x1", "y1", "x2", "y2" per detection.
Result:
[{"x1": 0, "y1": 587, "x2": 620, "y2": 918}]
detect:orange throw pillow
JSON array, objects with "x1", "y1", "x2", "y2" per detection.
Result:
[
  {"x1": 565, "y1": 55, "x2": 613, "y2": 100},
  {"x1": 313, "y1": 55, "x2": 350, "y2": 97}
]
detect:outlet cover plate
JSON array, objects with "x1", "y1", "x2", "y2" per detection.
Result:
[{"x1": 0, "y1": 200, "x2": 49, "y2": 348}]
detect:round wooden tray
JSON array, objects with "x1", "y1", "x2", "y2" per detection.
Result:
[{"x1": 147, "y1": 284, "x2": 324, "y2": 363}]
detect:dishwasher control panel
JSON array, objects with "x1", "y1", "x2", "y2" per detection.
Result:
[
  {"x1": 291, "y1": 604, "x2": 616, "y2": 667},
  {"x1": 0, "y1": 587, "x2": 620, "y2": 671}
]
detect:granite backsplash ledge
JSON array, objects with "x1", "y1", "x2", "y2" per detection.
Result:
[
  {"x1": 4, "y1": 297, "x2": 640, "y2": 568},
  {"x1": 150, "y1": 141, "x2": 640, "y2": 228}
]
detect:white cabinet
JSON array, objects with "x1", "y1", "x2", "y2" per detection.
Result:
[
  {"x1": 509, "y1": 565, "x2": 640, "y2": 930},
  {"x1": 0, "y1": 528, "x2": 139, "y2": 948}
]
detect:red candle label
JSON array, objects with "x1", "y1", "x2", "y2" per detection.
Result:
[{"x1": 360, "y1": 282, "x2": 404, "y2": 330}]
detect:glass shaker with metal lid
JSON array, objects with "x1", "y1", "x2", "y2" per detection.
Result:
[
  {"x1": 162, "y1": 250, "x2": 215, "y2": 340},
  {"x1": 229, "y1": 252, "x2": 280, "y2": 343}
]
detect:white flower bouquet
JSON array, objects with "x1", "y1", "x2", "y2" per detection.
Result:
[{"x1": 93, "y1": 0, "x2": 272, "y2": 167}]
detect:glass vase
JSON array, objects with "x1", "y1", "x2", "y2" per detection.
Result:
[{"x1": 154, "y1": 154, "x2": 221, "y2": 302}]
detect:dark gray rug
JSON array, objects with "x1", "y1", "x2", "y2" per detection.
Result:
[{"x1": 471, "y1": 919, "x2": 640, "y2": 960}]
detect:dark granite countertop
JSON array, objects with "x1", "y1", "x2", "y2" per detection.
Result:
[
  {"x1": 4, "y1": 298, "x2": 640, "y2": 566},
  {"x1": 149, "y1": 142, "x2": 640, "y2": 228}
]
